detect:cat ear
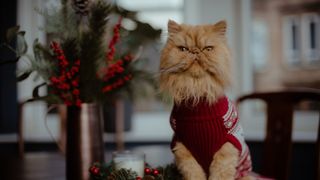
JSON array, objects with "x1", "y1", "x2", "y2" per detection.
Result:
[
  {"x1": 213, "y1": 20, "x2": 227, "y2": 35},
  {"x1": 168, "y1": 20, "x2": 181, "y2": 34}
]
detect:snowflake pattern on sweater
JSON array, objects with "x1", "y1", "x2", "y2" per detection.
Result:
[{"x1": 170, "y1": 96, "x2": 252, "y2": 179}]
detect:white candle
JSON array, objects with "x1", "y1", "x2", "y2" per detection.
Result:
[{"x1": 112, "y1": 151, "x2": 145, "y2": 177}]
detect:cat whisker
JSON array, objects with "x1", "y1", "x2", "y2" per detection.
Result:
[{"x1": 160, "y1": 62, "x2": 190, "y2": 74}]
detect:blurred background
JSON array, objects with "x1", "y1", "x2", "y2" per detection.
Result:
[{"x1": 0, "y1": 0, "x2": 319, "y2": 179}]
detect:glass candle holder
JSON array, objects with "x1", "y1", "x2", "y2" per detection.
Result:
[{"x1": 112, "y1": 151, "x2": 145, "y2": 177}]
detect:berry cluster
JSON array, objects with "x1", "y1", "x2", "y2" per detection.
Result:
[
  {"x1": 101, "y1": 18, "x2": 134, "y2": 94},
  {"x1": 49, "y1": 41, "x2": 82, "y2": 106},
  {"x1": 144, "y1": 167, "x2": 160, "y2": 176},
  {"x1": 89, "y1": 163, "x2": 163, "y2": 180},
  {"x1": 48, "y1": 17, "x2": 136, "y2": 105},
  {"x1": 135, "y1": 167, "x2": 160, "y2": 179},
  {"x1": 101, "y1": 55, "x2": 133, "y2": 93},
  {"x1": 106, "y1": 17, "x2": 122, "y2": 61}
]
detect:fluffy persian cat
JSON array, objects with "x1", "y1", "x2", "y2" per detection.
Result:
[
  {"x1": 159, "y1": 20, "x2": 254, "y2": 180},
  {"x1": 159, "y1": 20, "x2": 231, "y2": 105}
]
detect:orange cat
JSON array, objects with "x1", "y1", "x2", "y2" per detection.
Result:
[{"x1": 159, "y1": 20, "x2": 254, "y2": 180}]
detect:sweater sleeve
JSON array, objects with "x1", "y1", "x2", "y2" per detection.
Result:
[{"x1": 223, "y1": 99, "x2": 246, "y2": 154}]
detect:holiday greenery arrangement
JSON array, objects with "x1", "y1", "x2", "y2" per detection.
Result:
[
  {"x1": 89, "y1": 162, "x2": 183, "y2": 180},
  {"x1": 16, "y1": 0, "x2": 161, "y2": 105}
]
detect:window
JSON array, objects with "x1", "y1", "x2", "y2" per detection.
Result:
[
  {"x1": 282, "y1": 13, "x2": 320, "y2": 66},
  {"x1": 283, "y1": 15, "x2": 301, "y2": 65},
  {"x1": 301, "y1": 13, "x2": 320, "y2": 63}
]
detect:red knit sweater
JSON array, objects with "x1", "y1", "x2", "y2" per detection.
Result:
[{"x1": 170, "y1": 96, "x2": 252, "y2": 179}]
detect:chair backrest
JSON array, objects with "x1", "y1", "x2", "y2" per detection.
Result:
[{"x1": 236, "y1": 89, "x2": 320, "y2": 180}]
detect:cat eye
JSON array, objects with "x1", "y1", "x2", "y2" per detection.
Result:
[
  {"x1": 203, "y1": 46, "x2": 214, "y2": 51},
  {"x1": 178, "y1": 46, "x2": 189, "y2": 52}
]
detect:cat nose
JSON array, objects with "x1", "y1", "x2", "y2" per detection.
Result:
[{"x1": 190, "y1": 48, "x2": 200, "y2": 54}]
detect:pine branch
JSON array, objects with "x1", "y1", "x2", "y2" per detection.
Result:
[
  {"x1": 61, "y1": 0, "x2": 68, "y2": 29},
  {"x1": 61, "y1": 38, "x2": 79, "y2": 64},
  {"x1": 79, "y1": 0, "x2": 111, "y2": 102},
  {"x1": 35, "y1": 5, "x2": 79, "y2": 39},
  {"x1": 89, "y1": 1, "x2": 111, "y2": 36},
  {"x1": 108, "y1": 169, "x2": 136, "y2": 180},
  {"x1": 157, "y1": 164, "x2": 183, "y2": 180}
]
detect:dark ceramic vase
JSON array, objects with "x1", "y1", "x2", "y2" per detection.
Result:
[{"x1": 66, "y1": 103, "x2": 104, "y2": 180}]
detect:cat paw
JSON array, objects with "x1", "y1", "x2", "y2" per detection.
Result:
[
  {"x1": 174, "y1": 142, "x2": 207, "y2": 180},
  {"x1": 208, "y1": 174, "x2": 234, "y2": 180},
  {"x1": 184, "y1": 173, "x2": 207, "y2": 180}
]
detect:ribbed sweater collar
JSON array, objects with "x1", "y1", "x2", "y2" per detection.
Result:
[{"x1": 172, "y1": 96, "x2": 229, "y2": 121}]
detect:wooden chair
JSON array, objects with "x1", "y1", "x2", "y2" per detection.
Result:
[{"x1": 236, "y1": 89, "x2": 320, "y2": 180}]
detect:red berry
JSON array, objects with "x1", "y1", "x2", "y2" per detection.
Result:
[
  {"x1": 92, "y1": 167, "x2": 100, "y2": 175},
  {"x1": 71, "y1": 80, "x2": 79, "y2": 87},
  {"x1": 144, "y1": 167, "x2": 151, "y2": 174},
  {"x1": 72, "y1": 89, "x2": 80, "y2": 96},
  {"x1": 102, "y1": 85, "x2": 112, "y2": 93},
  {"x1": 153, "y1": 169, "x2": 159, "y2": 176},
  {"x1": 75, "y1": 99, "x2": 82, "y2": 107},
  {"x1": 136, "y1": 177, "x2": 142, "y2": 180},
  {"x1": 107, "y1": 54, "x2": 113, "y2": 61}
]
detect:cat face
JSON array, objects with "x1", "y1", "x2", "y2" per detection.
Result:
[{"x1": 159, "y1": 20, "x2": 231, "y2": 104}]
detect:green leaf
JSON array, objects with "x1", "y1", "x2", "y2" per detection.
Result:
[
  {"x1": 6, "y1": 26, "x2": 20, "y2": 43},
  {"x1": 17, "y1": 70, "x2": 32, "y2": 81},
  {"x1": 32, "y1": 82, "x2": 47, "y2": 98},
  {"x1": 17, "y1": 33, "x2": 28, "y2": 55}
]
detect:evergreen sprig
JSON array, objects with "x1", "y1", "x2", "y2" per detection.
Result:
[
  {"x1": 108, "y1": 169, "x2": 137, "y2": 180},
  {"x1": 79, "y1": 0, "x2": 110, "y2": 102},
  {"x1": 157, "y1": 164, "x2": 183, "y2": 180}
]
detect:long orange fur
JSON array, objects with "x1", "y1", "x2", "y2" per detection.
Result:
[{"x1": 159, "y1": 20, "x2": 253, "y2": 180}]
